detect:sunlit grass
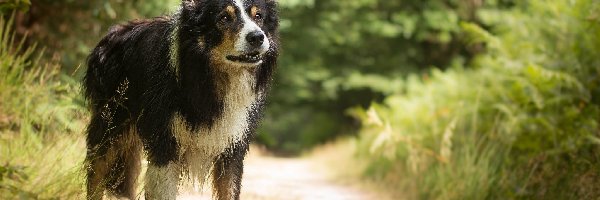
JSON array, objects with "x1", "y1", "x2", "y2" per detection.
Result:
[
  {"x1": 0, "y1": 15, "x2": 87, "y2": 199},
  {"x1": 0, "y1": 131, "x2": 86, "y2": 199}
]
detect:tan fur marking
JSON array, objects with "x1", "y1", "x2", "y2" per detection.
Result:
[
  {"x1": 87, "y1": 126, "x2": 142, "y2": 199},
  {"x1": 212, "y1": 157, "x2": 241, "y2": 200},
  {"x1": 251, "y1": 6, "x2": 259, "y2": 19},
  {"x1": 212, "y1": 173, "x2": 235, "y2": 200},
  {"x1": 226, "y1": 6, "x2": 235, "y2": 18},
  {"x1": 87, "y1": 151, "x2": 114, "y2": 199},
  {"x1": 210, "y1": 29, "x2": 239, "y2": 70},
  {"x1": 197, "y1": 36, "x2": 205, "y2": 49}
]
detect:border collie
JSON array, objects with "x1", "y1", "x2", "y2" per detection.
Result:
[{"x1": 82, "y1": 0, "x2": 278, "y2": 199}]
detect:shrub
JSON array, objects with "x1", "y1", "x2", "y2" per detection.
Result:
[{"x1": 352, "y1": 0, "x2": 600, "y2": 199}]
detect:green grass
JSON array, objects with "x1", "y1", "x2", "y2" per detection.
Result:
[
  {"x1": 0, "y1": 131, "x2": 86, "y2": 199},
  {"x1": 0, "y1": 15, "x2": 87, "y2": 199}
]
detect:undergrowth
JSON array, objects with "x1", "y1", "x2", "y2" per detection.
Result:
[
  {"x1": 351, "y1": 0, "x2": 600, "y2": 199},
  {"x1": 0, "y1": 15, "x2": 87, "y2": 199}
]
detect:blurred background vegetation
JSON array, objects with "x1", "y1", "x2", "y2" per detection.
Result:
[{"x1": 1, "y1": 0, "x2": 599, "y2": 199}]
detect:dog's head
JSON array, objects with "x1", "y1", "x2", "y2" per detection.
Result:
[{"x1": 179, "y1": 0, "x2": 278, "y2": 69}]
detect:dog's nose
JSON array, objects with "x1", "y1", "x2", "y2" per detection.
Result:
[{"x1": 246, "y1": 31, "x2": 264, "y2": 48}]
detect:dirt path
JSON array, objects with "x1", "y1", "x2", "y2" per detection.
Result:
[{"x1": 178, "y1": 147, "x2": 380, "y2": 200}]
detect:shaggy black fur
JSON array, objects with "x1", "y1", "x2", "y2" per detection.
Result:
[{"x1": 83, "y1": 0, "x2": 278, "y2": 199}]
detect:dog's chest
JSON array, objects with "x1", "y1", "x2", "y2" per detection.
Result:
[{"x1": 172, "y1": 71, "x2": 257, "y2": 182}]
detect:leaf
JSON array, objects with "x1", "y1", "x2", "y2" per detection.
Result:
[{"x1": 461, "y1": 22, "x2": 503, "y2": 53}]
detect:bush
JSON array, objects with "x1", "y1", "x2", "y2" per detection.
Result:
[{"x1": 352, "y1": 0, "x2": 600, "y2": 199}]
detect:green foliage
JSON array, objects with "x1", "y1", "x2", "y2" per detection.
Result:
[
  {"x1": 0, "y1": 0, "x2": 30, "y2": 13},
  {"x1": 4, "y1": 0, "x2": 179, "y2": 70},
  {"x1": 260, "y1": 0, "x2": 515, "y2": 152},
  {"x1": 352, "y1": 0, "x2": 600, "y2": 199},
  {"x1": 0, "y1": 15, "x2": 85, "y2": 135},
  {"x1": 0, "y1": 15, "x2": 86, "y2": 199}
]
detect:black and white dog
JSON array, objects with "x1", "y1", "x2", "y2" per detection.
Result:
[{"x1": 83, "y1": 0, "x2": 278, "y2": 199}]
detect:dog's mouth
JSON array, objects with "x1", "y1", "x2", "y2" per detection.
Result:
[{"x1": 226, "y1": 52, "x2": 263, "y2": 64}]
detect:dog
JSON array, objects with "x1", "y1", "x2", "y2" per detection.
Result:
[{"x1": 82, "y1": 0, "x2": 278, "y2": 199}]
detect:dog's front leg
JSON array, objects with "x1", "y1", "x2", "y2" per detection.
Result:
[
  {"x1": 212, "y1": 143, "x2": 249, "y2": 200},
  {"x1": 144, "y1": 162, "x2": 180, "y2": 200}
]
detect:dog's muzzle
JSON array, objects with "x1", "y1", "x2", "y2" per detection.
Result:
[{"x1": 228, "y1": 30, "x2": 269, "y2": 65}]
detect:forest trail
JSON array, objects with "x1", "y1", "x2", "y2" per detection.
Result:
[{"x1": 178, "y1": 146, "x2": 383, "y2": 200}]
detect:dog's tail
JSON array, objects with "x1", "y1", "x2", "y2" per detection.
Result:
[{"x1": 83, "y1": 25, "x2": 132, "y2": 111}]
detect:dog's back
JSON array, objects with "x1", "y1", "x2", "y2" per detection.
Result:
[{"x1": 84, "y1": 17, "x2": 174, "y2": 107}]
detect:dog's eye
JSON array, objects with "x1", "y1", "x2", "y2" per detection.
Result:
[
  {"x1": 219, "y1": 15, "x2": 231, "y2": 23},
  {"x1": 254, "y1": 13, "x2": 263, "y2": 21}
]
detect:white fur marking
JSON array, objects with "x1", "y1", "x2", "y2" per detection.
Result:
[
  {"x1": 145, "y1": 162, "x2": 180, "y2": 200},
  {"x1": 172, "y1": 69, "x2": 257, "y2": 189},
  {"x1": 233, "y1": 0, "x2": 270, "y2": 54},
  {"x1": 169, "y1": 14, "x2": 180, "y2": 79}
]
